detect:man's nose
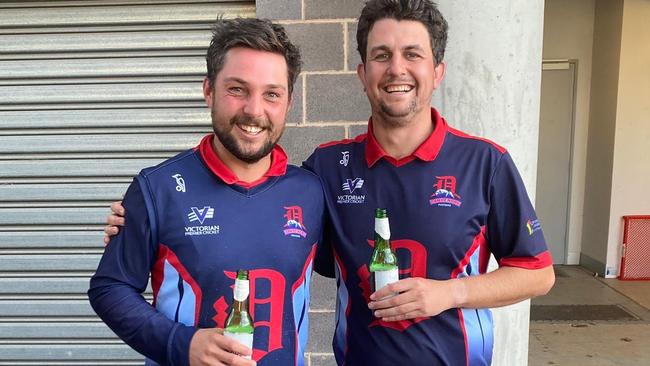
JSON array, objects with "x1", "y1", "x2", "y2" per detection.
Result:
[
  {"x1": 388, "y1": 55, "x2": 407, "y2": 76},
  {"x1": 243, "y1": 94, "x2": 264, "y2": 117}
]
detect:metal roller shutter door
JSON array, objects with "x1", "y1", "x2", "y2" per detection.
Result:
[{"x1": 0, "y1": 1, "x2": 255, "y2": 364}]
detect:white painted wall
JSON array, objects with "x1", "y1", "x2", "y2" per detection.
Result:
[
  {"x1": 581, "y1": 0, "x2": 623, "y2": 274},
  {"x1": 434, "y1": 1, "x2": 545, "y2": 365},
  {"x1": 542, "y1": 0, "x2": 596, "y2": 264},
  {"x1": 607, "y1": 0, "x2": 650, "y2": 276}
]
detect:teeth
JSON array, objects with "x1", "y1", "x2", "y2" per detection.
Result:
[
  {"x1": 385, "y1": 85, "x2": 413, "y2": 93},
  {"x1": 240, "y1": 125, "x2": 262, "y2": 134}
]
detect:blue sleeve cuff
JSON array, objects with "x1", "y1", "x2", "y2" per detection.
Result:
[{"x1": 169, "y1": 324, "x2": 198, "y2": 366}]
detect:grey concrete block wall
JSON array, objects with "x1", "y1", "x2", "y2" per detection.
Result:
[
  {"x1": 256, "y1": 0, "x2": 301, "y2": 20},
  {"x1": 285, "y1": 23, "x2": 344, "y2": 71},
  {"x1": 306, "y1": 74, "x2": 370, "y2": 122},
  {"x1": 282, "y1": 126, "x2": 345, "y2": 165},
  {"x1": 304, "y1": 0, "x2": 365, "y2": 20}
]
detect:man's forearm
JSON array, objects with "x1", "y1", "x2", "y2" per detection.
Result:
[{"x1": 451, "y1": 265, "x2": 555, "y2": 309}]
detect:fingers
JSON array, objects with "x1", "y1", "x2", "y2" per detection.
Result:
[
  {"x1": 110, "y1": 200, "x2": 125, "y2": 216},
  {"x1": 106, "y1": 213, "x2": 125, "y2": 227},
  {"x1": 367, "y1": 278, "x2": 439, "y2": 321},
  {"x1": 369, "y1": 277, "x2": 414, "y2": 301},
  {"x1": 103, "y1": 223, "x2": 120, "y2": 245},
  {"x1": 218, "y1": 336, "x2": 253, "y2": 360},
  {"x1": 371, "y1": 299, "x2": 420, "y2": 320},
  {"x1": 368, "y1": 287, "x2": 416, "y2": 312},
  {"x1": 190, "y1": 329, "x2": 256, "y2": 366}
]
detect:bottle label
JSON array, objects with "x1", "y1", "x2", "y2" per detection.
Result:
[
  {"x1": 375, "y1": 217, "x2": 390, "y2": 240},
  {"x1": 233, "y1": 279, "x2": 250, "y2": 302},
  {"x1": 374, "y1": 267, "x2": 399, "y2": 297},
  {"x1": 223, "y1": 331, "x2": 254, "y2": 359}
]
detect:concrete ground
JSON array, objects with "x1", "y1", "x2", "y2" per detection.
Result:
[{"x1": 529, "y1": 265, "x2": 650, "y2": 366}]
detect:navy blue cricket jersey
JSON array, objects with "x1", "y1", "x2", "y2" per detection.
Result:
[
  {"x1": 89, "y1": 134, "x2": 324, "y2": 366},
  {"x1": 305, "y1": 108, "x2": 552, "y2": 366}
]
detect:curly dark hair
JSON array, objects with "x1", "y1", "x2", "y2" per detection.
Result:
[
  {"x1": 356, "y1": 0, "x2": 448, "y2": 65},
  {"x1": 206, "y1": 17, "x2": 302, "y2": 95}
]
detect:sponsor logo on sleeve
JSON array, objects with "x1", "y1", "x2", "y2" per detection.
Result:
[{"x1": 526, "y1": 219, "x2": 542, "y2": 235}]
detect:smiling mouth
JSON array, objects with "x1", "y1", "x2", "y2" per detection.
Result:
[
  {"x1": 383, "y1": 84, "x2": 414, "y2": 93},
  {"x1": 237, "y1": 124, "x2": 264, "y2": 135}
]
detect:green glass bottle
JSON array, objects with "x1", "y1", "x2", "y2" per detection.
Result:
[
  {"x1": 224, "y1": 269, "x2": 254, "y2": 358},
  {"x1": 369, "y1": 208, "x2": 399, "y2": 298}
]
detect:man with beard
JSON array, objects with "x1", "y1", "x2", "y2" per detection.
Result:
[{"x1": 88, "y1": 18, "x2": 324, "y2": 366}]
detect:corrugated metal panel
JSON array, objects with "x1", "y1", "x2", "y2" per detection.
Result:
[{"x1": 0, "y1": 1, "x2": 255, "y2": 364}]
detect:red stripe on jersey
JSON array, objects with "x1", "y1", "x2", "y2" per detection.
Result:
[
  {"x1": 292, "y1": 243, "x2": 317, "y2": 295},
  {"x1": 291, "y1": 243, "x2": 317, "y2": 366},
  {"x1": 457, "y1": 308, "x2": 470, "y2": 366},
  {"x1": 451, "y1": 226, "x2": 487, "y2": 279},
  {"x1": 499, "y1": 251, "x2": 553, "y2": 269},
  {"x1": 447, "y1": 127, "x2": 507, "y2": 154},
  {"x1": 318, "y1": 133, "x2": 367, "y2": 149},
  {"x1": 153, "y1": 244, "x2": 203, "y2": 326},
  {"x1": 151, "y1": 246, "x2": 165, "y2": 307}
]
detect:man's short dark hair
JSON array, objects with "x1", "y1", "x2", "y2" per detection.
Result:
[
  {"x1": 356, "y1": 0, "x2": 448, "y2": 65},
  {"x1": 206, "y1": 18, "x2": 301, "y2": 95}
]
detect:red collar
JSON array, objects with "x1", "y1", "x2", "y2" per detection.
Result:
[
  {"x1": 197, "y1": 134, "x2": 288, "y2": 189},
  {"x1": 365, "y1": 108, "x2": 448, "y2": 167}
]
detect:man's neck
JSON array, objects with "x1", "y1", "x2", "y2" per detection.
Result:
[
  {"x1": 212, "y1": 139, "x2": 271, "y2": 183},
  {"x1": 371, "y1": 109, "x2": 433, "y2": 159}
]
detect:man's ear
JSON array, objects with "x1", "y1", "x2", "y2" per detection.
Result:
[
  {"x1": 433, "y1": 61, "x2": 446, "y2": 90},
  {"x1": 202, "y1": 77, "x2": 214, "y2": 108},
  {"x1": 356, "y1": 63, "x2": 368, "y2": 92}
]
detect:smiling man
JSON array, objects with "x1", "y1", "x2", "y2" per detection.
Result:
[
  {"x1": 88, "y1": 18, "x2": 324, "y2": 366},
  {"x1": 303, "y1": 0, "x2": 555, "y2": 365}
]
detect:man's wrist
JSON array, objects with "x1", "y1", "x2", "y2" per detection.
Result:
[{"x1": 449, "y1": 278, "x2": 468, "y2": 309}]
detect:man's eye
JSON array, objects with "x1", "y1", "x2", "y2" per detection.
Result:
[
  {"x1": 229, "y1": 87, "x2": 243, "y2": 94},
  {"x1": 374, "y1": 53, "x2": 389, "y2": 61},
  {"x1": 405, "y1": 52, "x2": 420, "y2": 59}
]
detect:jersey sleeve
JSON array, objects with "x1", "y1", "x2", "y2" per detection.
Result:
[
  {"x1": 486, "y1": 152, "x2": 553, "y2": 269},
  {"x1": 303, "y1": 153, "x2": 336, "y2": 278},
  {"x1": 88, "y1": 176, "x2": 196, "y2": 365}
]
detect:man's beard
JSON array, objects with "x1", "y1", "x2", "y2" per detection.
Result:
[
  {"x1": 212, "y1": 112, "x2": 279, "y2": 164},
  {"x1": 378, "y1": 99, "x2": 419, "y2": 127}
]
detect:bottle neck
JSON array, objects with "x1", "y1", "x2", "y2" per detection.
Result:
[
  {"x1": 374, "y1": 216, "x2": 391, "y2": 249},
  {"x1": 232, "y1": 297, "x2": 249, "y2": 312},
  {"x1": 233, "y1": 278, "x2": 250, "y2": 310}
]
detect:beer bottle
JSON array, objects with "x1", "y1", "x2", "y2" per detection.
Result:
[
  {"x1": 224, "y1": 269, "x2": 254, "y2": 358},
  {"x1": 369, "y1": 208, "x2": 399, "y2": 298}
]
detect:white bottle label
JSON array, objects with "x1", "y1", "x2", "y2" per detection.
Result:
[
  {"x1": 223, "y1": 331, "x2": 254, "y2": 359},
  {"x1": 375, "y1": 217, "x2": 390, "y2": 240},
  {"x1": 374, "y1": 268, "x2": 399, "y2": 297},
  {"x1": 233, "y1": 279, "x2": 249, "y2": 302}
]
